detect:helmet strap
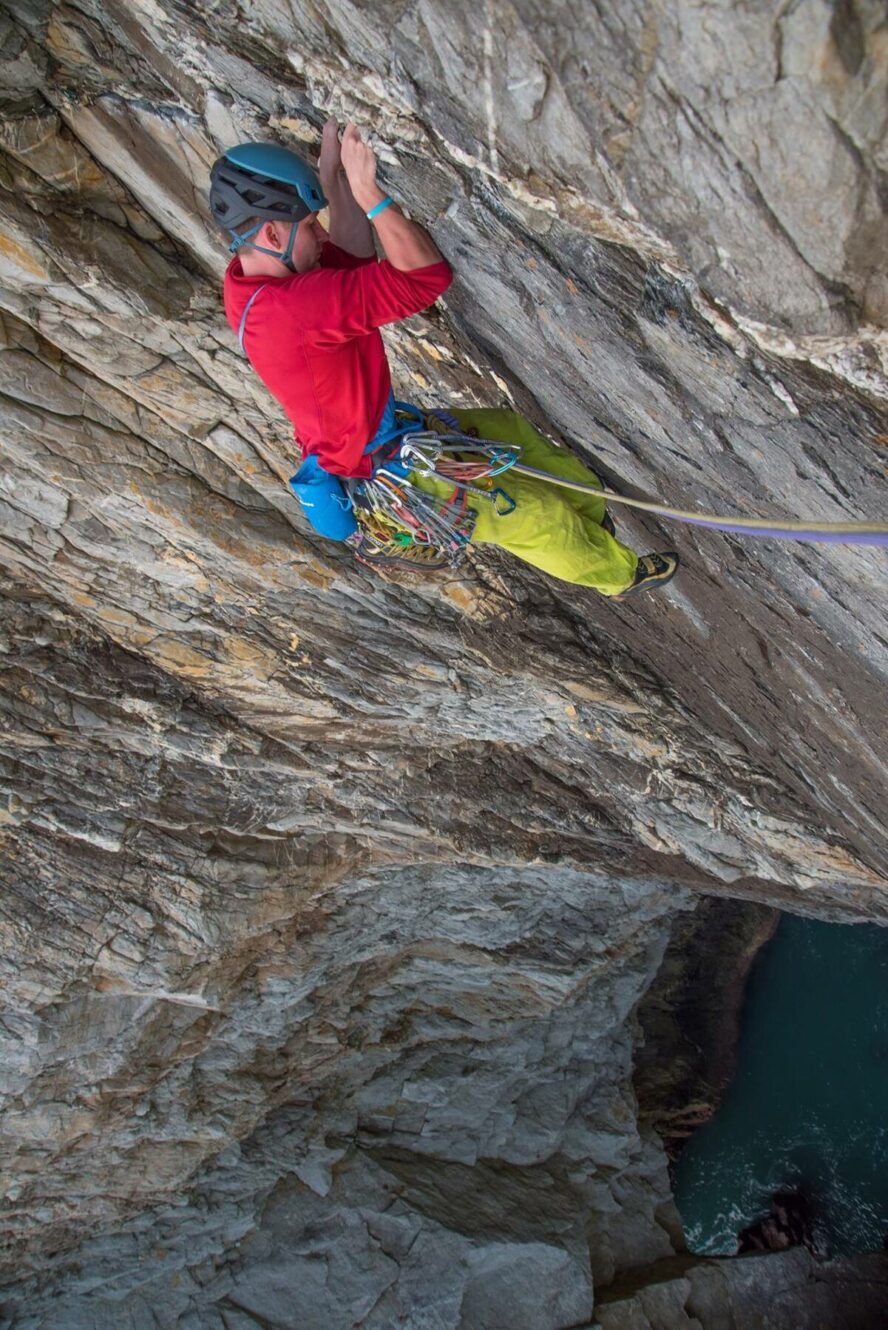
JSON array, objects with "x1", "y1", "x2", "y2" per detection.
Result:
[
  {"x1": 228, "y1": 220, "x2": 299, "y2": 271},
  {"x1": 227, "y1": 222, "x2": 262, "y2": 254}
]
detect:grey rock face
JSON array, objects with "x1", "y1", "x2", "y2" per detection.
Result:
[{"x1": 0, "y1": 1, "x2": 886, "y2": 1327}]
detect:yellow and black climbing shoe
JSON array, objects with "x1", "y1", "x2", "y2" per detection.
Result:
[{"x1": 616, "y1": 551, "x2": 680, "y2": 598}]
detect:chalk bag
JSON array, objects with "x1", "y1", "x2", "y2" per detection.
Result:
[{"x1": 289, "y1": 454, "x2": 359, "y2": 541}]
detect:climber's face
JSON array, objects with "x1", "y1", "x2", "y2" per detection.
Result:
[{"x1": 290, "y1": 214, "x2": 327, "y2": 272}]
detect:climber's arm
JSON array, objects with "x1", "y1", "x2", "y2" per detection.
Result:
[
  {"x1": 340, "y1": 122, "x2": 445, "y2": 272},
  {"x1": 319, "y1": 119, "x2": 375, "y2": 259}
]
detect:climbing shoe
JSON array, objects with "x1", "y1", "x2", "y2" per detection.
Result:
[
  {"x1": 615, "y1": 551, "x2": 680, "y2": 598},
  {"x1": 601, "y1": 508, "x2": 616, "y2": 538}
]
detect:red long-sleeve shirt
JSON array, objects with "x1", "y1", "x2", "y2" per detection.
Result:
[{"x1": 223, "y1": 243, "x2": 452, "y2": 478}]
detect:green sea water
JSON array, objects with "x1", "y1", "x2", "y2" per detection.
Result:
[{"x1": 673, "y1": 913, "x2": 888, "y2": 1256}]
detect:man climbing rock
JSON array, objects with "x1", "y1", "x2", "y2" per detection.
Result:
[{"x1": 211, "y1": 120, "x2": 679, "y2": 598}]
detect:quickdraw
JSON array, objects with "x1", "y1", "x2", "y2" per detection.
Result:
[{"x1": 345, "y1": 420, "x2": 522, "y2": 570}]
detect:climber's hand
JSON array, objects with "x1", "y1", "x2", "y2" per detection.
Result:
[
  {"x1": 340, "y1": 122, "x2": 385, "y2": 213},
  {"x1": 319, "y1": 117, "x2": 343, "y2": 190}
]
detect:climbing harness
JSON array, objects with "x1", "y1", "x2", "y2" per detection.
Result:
[{"x1": 345, "y1": 423, "x2": 521, "y2": 570}]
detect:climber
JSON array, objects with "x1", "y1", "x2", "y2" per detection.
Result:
[{"x1": 210, "y1": 119, "x2": 679, "y2": 598}]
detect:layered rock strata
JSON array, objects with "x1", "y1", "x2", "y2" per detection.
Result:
[{"x1": 0, "y1": 1, "x2": 886, "y2": 1326}]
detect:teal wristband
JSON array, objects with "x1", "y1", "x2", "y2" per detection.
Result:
[{"x1": 366, "y1": 196, "x2": 394, "y2": 221}]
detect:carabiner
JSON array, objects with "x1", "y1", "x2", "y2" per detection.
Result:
[{"x1": 491, "y1": 486, "x2": 517, "y2": 515}]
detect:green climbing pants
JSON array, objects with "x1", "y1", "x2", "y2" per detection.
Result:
[{"x1": 414, "y1": 408, "x2": 639, "y2": 596}]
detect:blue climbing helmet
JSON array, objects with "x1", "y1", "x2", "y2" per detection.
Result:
[{"x1": 209, "y1": 142, "x2": 327, "y2": 266}]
